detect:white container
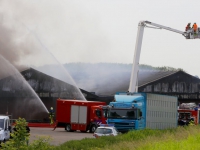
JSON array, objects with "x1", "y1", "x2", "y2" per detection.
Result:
[{"x1": 146, "y1": 93, "x2": 178, "y2": 129}]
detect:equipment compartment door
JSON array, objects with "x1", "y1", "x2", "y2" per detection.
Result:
[
  {"x1": 78, "y1": 106, "x2": 87, "y2": 131},
  {"x1": 71, "y1": 105, "x2": 79, "y2": 130}
]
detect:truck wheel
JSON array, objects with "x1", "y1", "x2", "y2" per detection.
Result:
[
  {"x1": 90, "y1": 125, "x2": 97, "y2": 133},
  {"x1": 65, "y1": 124, "x2": 72, "y2": 132}
]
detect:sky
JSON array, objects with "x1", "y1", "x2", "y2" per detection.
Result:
[{"x1": 0, "y1": 0, "x2": 200, "y2": 76}]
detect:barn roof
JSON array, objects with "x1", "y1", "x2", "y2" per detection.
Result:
[{"x1": 138, "y1": 70, "x2": 178, "y2": 86}]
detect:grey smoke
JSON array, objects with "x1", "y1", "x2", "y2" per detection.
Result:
[
  {"x1": 0, "y1": 0, "x2": 110, "y2": 65},
  {"x1": 0, "y1": 1, "x2": 87, "y2": 100},
  {"x1": 65, "y1": 63, "x2": 132, "y2": 95},
  {"x1": 0, "y1": 15, "x2": 35, "y2": 71},
  {"x1": 65, "y1": 63, "x2": 180, "y2": 96},
  {"x1": 0, "y1": 54, "x2": 48, "y2": 119}
]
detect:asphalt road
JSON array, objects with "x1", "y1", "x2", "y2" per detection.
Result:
[{"x1": 29, "y1": 127, "x2": 94, "y2": 146}]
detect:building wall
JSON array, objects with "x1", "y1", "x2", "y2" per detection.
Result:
[{"x1": 139, "y1": 71, "x2": 200, "y2": 104}]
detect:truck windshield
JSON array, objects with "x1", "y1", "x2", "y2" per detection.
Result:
[
  {"x1": 108, "y1": 109, "x2": 137, "y2": 119},
  {"x1": 95, "y1": 128, "x2": 112, "y2": 134},
  {"x1": 95, "y1": 109, "x2": 101, "y2": 118},
  {"x1": 0, "y1": 119, "x2": 4, "y2": 129},
  {"x1": 179, "y1": 112, "x2": 191, "y2": 120}
]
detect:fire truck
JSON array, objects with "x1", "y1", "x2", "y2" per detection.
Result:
[
  {"x1": 55, "y1": 99, "x2": 108, "y2": 132},
  {"x1": 178, "y1": 103, "x2": 200, "y2": 126}
]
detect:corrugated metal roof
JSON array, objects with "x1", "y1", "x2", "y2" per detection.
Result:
[{"x1": 138, "y1": 70, "x2": 178, "y2": 87}]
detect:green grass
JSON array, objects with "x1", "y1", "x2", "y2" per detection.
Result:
[
  {"x1": 53, "y1": 125, "x2": 200, "y2": 150},
  {"x1": 138, "y1": 134, "x2": 200, "y2": 150}
]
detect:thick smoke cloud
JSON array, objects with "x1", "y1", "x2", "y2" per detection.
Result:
[
  {"x1": 0, "y1": 10, "x2": 42, "y2": 74},
  {"x1": 0, "y1": 0, "x2": 109, "y2": 72},
  {"x1": 0, "y1": 1, "x2": 68, "y2": 79},
  {"x1": 0, "y1": 1, "x2": 54, "y2": 70},
  {"x1": 0, "y1": 0, "x2": 85, "y2": 97},
  {"x1": 0, "y1": 54, "x2": 49, "y2": 119},
  {"x1": 65, "y1": 63, "x2": 131, "y2": 95},
  {"x1": 0, "y1": 0, "x2": 110, "y2": 65}
]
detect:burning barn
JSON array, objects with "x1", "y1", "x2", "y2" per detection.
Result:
[
  {"x1": 0, "y1": 67, "x2": 200, "y2": 122},
  {"x1": 0, "y1": 68, "x2": 86, "y2": 121},
  {"x1": 91, "y1": 69, "x2": 200, "y2": 105},
  {"x1": 108, "y1": 70, "x2": 200, "y2": 104},
  {"x1": 138, "y1": 70, "x2": 200, "y2": 104}
]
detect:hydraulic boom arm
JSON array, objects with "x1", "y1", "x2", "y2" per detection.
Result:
[{"x1": 128, "y1": 21, "x2": 198, "y2": 94}]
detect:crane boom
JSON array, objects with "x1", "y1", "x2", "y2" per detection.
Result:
[
  {"x1": 145, "y1": 21, "x2": 186, "y2": 35},
  {"x1": 128, "y1": 20, "x2": 199, "y2": 94}
]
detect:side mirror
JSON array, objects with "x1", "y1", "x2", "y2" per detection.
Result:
[{"x1": 8, "y1": 126, "x2": 11, "y2": 131}]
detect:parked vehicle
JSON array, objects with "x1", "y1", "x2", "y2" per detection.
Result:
[
  {"x1": 0, "y1": 115, "x2": 11, "y2": 144},
  {"x1": 178, "y1": 103, "x2": 200, "y2": 125},
  {"x1": 55, "y1": 99, "x2": 107, "y2": 133},
  {"x1": 93, "y1": 124, "x2": 119, "y2": 138},
  {"x1": 107, "y1": 93, "x2": 178, "y2": 132}
]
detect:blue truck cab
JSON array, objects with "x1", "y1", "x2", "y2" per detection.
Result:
[
  {"x1": 107, "y1": 92, "x2": 178, "y2": 132},
  {"x1": 107, "y1": 92, "x2": 146, "y2": 132}
]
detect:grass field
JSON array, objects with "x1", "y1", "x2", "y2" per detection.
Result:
[{"x1": 53, "y1": 125, "x2": 200, "y2": 150}]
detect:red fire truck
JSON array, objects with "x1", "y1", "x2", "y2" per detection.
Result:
[
  {"x1": 55, "y1": 99, "x2": 108, "y2": 132},
  {"x1": 178, "y1": 103, "x2": 200, "y2": 125}
]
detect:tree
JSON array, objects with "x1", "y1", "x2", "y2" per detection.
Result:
[{"x1": 1, "y1": 118, "x2": 29, "y2": 149}]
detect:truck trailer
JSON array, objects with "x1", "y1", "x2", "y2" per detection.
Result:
[
  {"x1": 56, "y1": 99, "x2": 107, "y2": 132},
  {"x1": 107, "y1": 93, "x2": 178, "y2": 132}
]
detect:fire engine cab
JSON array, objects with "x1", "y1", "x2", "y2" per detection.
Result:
[{"x1": 178, "y1": 103, "x2": 200, "y2": 125}]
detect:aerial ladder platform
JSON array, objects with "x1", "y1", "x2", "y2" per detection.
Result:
[{"x1": 128, "y1": 21, "x2": 200, "y2": 94}]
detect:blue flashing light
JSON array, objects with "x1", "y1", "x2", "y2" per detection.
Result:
[{"x1": 100, "y1": 124, "x2": 115, "y2": 127}]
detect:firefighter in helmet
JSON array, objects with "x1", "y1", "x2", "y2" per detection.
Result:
[
  {"x1": 185, "y1": 23, "x2": 191, "y2": 31},
  {"x1": 49, "y1": 107, "x2": 55, "y2": 125},
  {"x1": 192, "y1": 23, "x2": 198, "y2": 34}
]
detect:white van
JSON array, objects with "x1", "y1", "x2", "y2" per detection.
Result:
[{"x1": 0, "y1": 115, "x2": 11, "y2": 144}]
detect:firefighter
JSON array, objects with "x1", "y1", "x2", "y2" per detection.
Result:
[
  {"x1": 189, "y1": 117, "x2": 195, "y2": 126},
  {"x1": 192, "y1": 23, "x2": 198, "y2": 34},
  {"x1": 185, "y1": 23, "x2": 191, "y2": 31},
  {"x1": 49, "y1": 107, "x2": 55, "y2": 125},
  {"x1": 178, "y1": 114, "x2": 185, "y2": 126}
]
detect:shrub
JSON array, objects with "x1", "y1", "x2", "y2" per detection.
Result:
[
  {"x1": 1, "y1": 118, "x2": 29, "y2": 150},
  {"x1": 28, "y1": 136, "x2": 54, "y2": 150},
  {"x1": 1, "y1": 118, "x2": 54, "y2": 150}
]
